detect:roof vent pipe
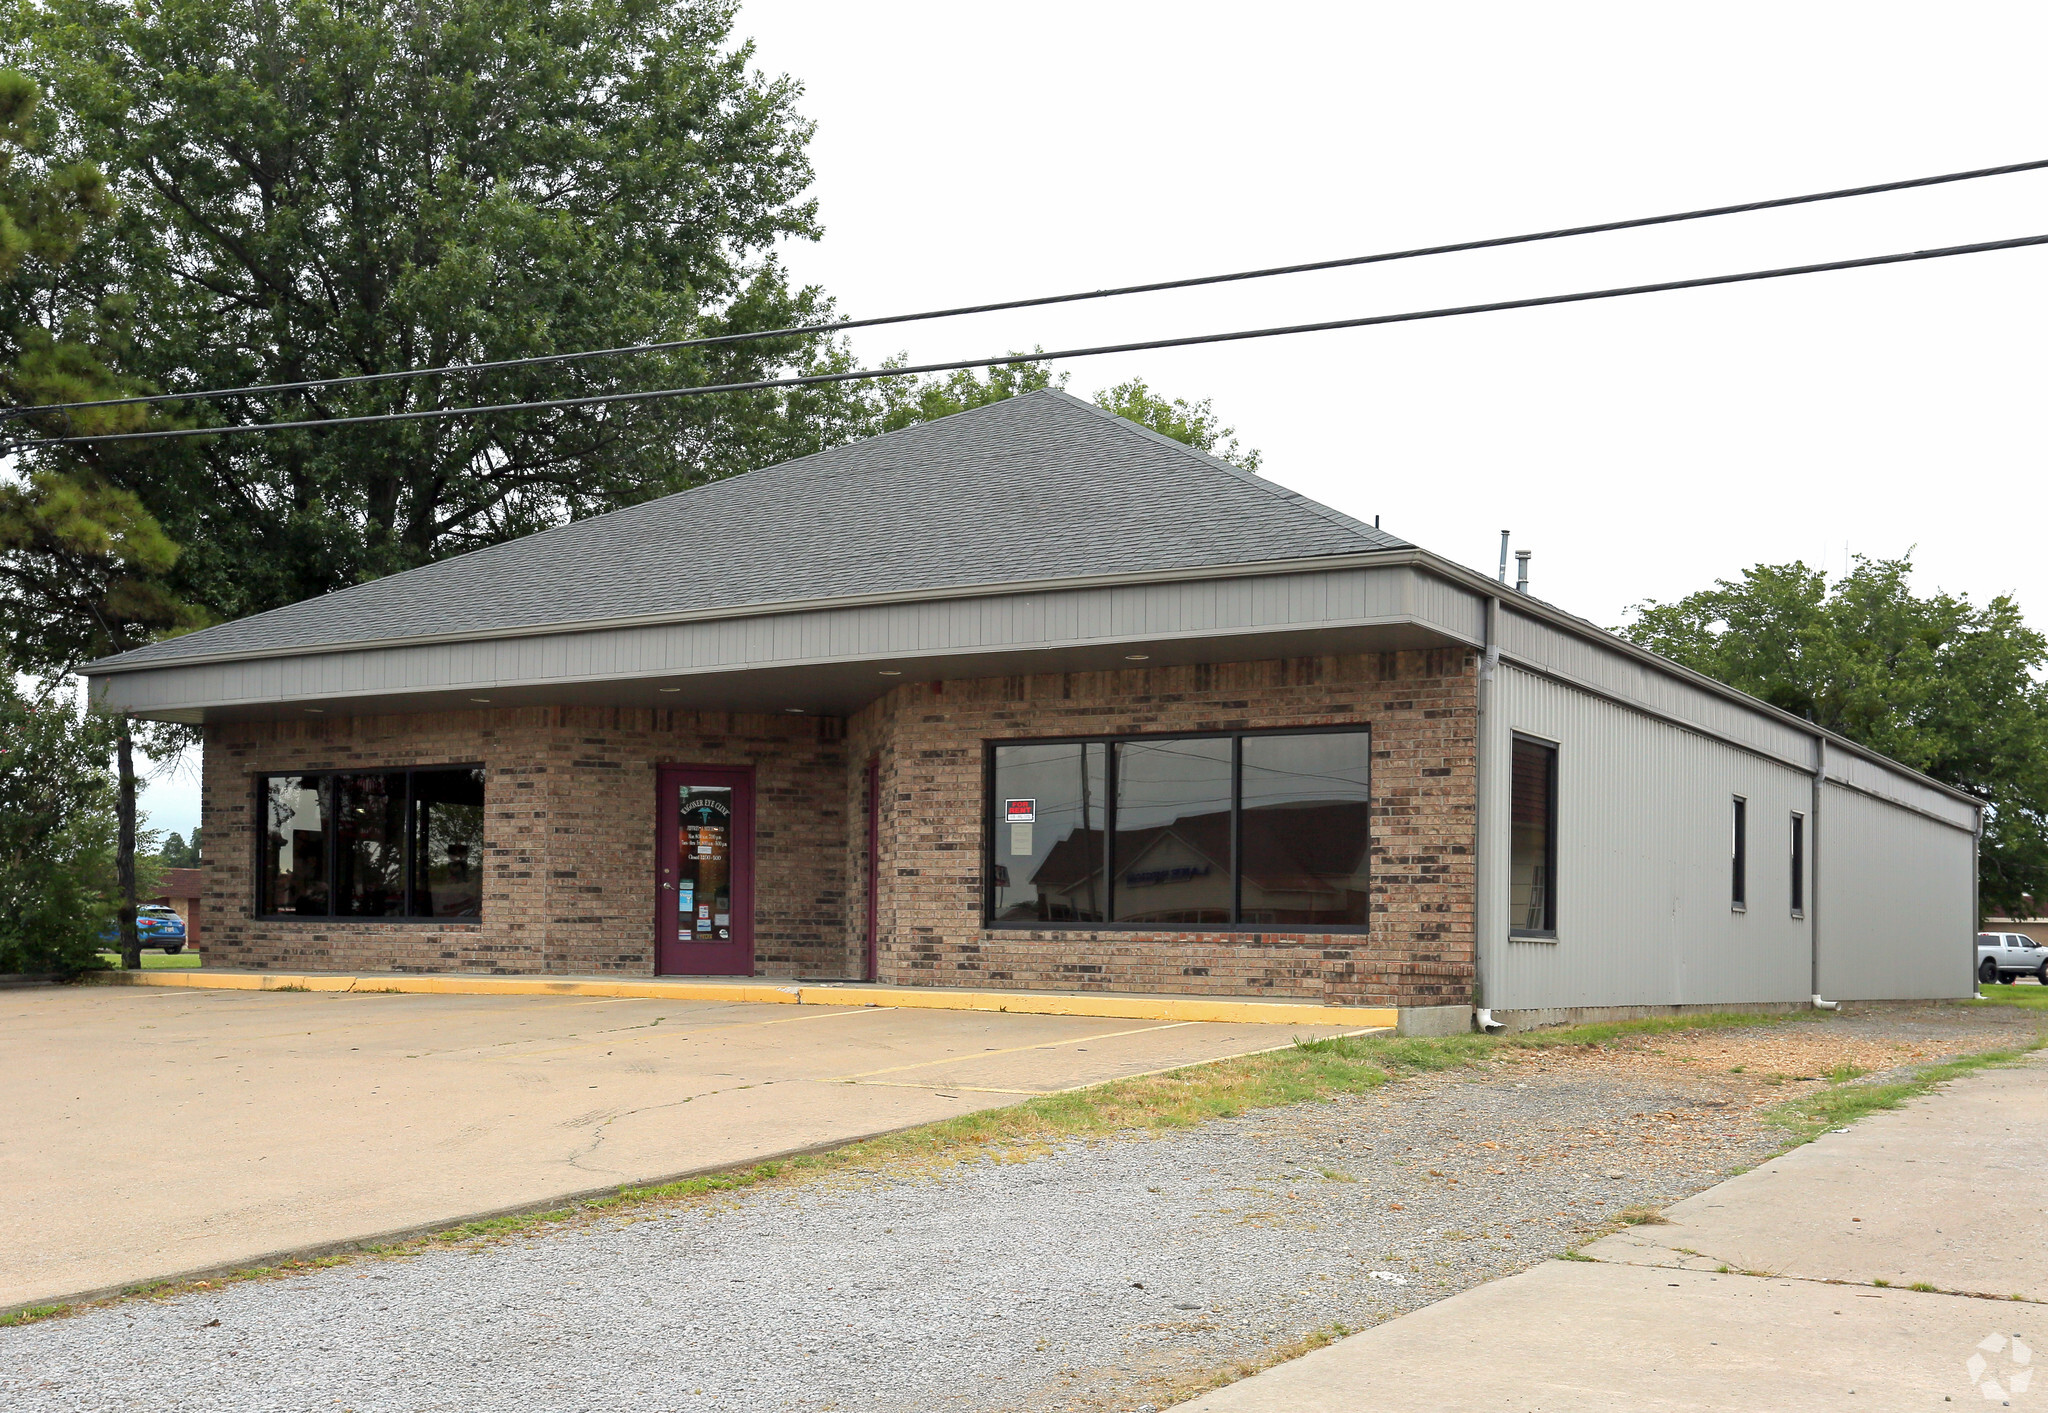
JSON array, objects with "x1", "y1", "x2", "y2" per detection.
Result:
[
  {"x1": 1498, "y1": 530, "x2": 1510, "y2": 583},
  {"x1": 1514, "y1": 550, "x2": 1531, "y2": 595}
]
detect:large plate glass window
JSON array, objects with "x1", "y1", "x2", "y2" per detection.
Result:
[
  {"x1": 257, "y1": 766, "x2": 486, "y2": 920},
  {"x1": 987, "y1": 728, "x2": 1372, "y2": 930},
  {"x1": 990, "y1": 743, "x2": 1107, "y2": 922},
  {"x1": 1240, "y1": 732, "x2": 1374, "y2": 925},
  {"x1": 1111, "y1": 737, "x2": 1234, "y2": 924}
]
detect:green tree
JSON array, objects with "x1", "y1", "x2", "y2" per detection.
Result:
[
  {"x1": 0, "y1": 68, "x2": 193, "y2": 969},
  {"x1": 157, "y1": 828, "x2": 201, "y2": 869},
  {"x1": 0, "y1": 680, "x2": 122, "y2": 975},
  {"x1": 10, "y1": 0, "x2": 861, "y2": 624},
  {"x1": 1622, "y1": 555, "x2": 2048, "y2": 918},
  {"x1": 863, "y1": 357, "x2": 1265, "y2": 469},
  {"x1": 1092, "y1": 376, "x2": 1261, "y2": 471}
]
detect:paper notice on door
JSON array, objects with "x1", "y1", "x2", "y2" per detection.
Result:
[
  {"x1": 1010, "y1": 821, "x2": 1034, "y2": 856},
  {"x1": 714, "y1": 913, "x2": 730, "y2": 927}
]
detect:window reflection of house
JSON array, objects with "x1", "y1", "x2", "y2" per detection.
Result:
[{"x1": 1018, "y1": 801, "x2": 1372, "y2": 926}]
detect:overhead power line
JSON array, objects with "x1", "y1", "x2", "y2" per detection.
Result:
[
  {"x1": 29, "y1": 230, "x2": 2048, "y2": 448},
  {"x1": 13, "y1": 155, "x2": 2048, "y2": 423}
]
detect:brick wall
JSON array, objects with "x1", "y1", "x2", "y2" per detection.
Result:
[
  {"x1": 845, "y1": 650, "x2": 1478, "y2": 1008},
  {"x1": 200, "y1": 706, "x2": 855, "y2": 976},
  {"x1": 198, "y1": 651, "x2": 1475, "y2": 1005}
]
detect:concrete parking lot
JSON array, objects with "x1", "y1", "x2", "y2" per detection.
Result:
[{"x1": 3, "y1": 985, "x2": 1361, "y2": 1313}]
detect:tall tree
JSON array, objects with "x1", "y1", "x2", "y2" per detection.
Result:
[
  {"x1": 0, "y1": 67, "x2": 191, "y2": 968},
  {"x1": 863, "y1": 357, "x2": 1265, "y2": 469},
  {"x1": 1622, "y1": 556, "x2": 2048, "y2": 918},
  {"x1": 11, "y1": 0, "x2": 860, "y2": 623},
  {"x1": 0, "y1": 678, "x2": 123, "y2": 975}
]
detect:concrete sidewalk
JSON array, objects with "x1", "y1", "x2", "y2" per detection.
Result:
[
  {"x1": 4, "y1": 986, "x2": 1366, "y2": 1314},
  {"x1": 1186, "y1": 1052, "x2": 2047, "y2": 1411}
]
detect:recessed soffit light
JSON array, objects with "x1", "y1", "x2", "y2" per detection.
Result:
[
  {"x1": 470, "y1": 697, "x2": 492, "y2": 703},
  {"x1": 1124, "y1": 654, "x2": 1150, "y2": 661},
  {"x1": 878, "y1": 670, "x2": 903, "y2": 677},
  {"x1": 659, "y1": 687, "x2": 682, "y2": 693}
]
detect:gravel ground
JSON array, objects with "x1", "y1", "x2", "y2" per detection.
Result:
[{"x1": 4, "y1": 1002, "x2": 2038, "y2": 1413}]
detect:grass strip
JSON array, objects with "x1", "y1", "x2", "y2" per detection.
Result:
[
  {"x1": 92, "y1": 951, "x2": 202, "y2": 970},
  {"x1": 1761, "y1": 1034, "x2": 2045, "y2": 1144},
  {"x1": 0, "y1": 1009, "x2": 1795, "y2": 1328}
]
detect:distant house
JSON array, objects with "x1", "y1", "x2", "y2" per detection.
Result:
[
  {"x1": 147, "y1": 867, "x2": 204, "y2": 949},
  {"x1": 79, "y1": 391, "x2": 1979, "y2": 1030}
]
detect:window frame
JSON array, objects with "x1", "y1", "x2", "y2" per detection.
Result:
[
  {"x1": 1730, "y1": 795, "x2": 1748, "y2": 913},
  {"x1": 1507, "y1": 732, "x2": 1559, "y2": 941},
  {"x1": 1789, "y1": 810, "x2": 1805, "y2": 919},
  {"x1": 981, "y1": 724, "x2": 1374, "y2": 934},
  {"x1": 252, "y1": 764, "x2": 486, "y2": 922}
]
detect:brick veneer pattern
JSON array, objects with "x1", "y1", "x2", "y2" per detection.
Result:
[
  {"x1": 200, "y1": 707, "x2": 855, "y2": 976},
  {"x1": 845, "y1": 650, "x2": 1478, "y2": 1009}
]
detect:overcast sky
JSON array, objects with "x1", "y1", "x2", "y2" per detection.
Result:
[{"x1": 136, "y1": 0, "x2": 2048, "y2": 839}]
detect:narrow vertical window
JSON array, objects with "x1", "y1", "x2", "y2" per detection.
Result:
[
  {"x1": 1789, "y1": 811, "x2": 1805, "y2": 918},
  {"x1": 1509, "y1": 736, "x2": 1557, "y2": 936},
  {"x1": 1731, "y1": 796, "x2": 1748, "y2": 911}
]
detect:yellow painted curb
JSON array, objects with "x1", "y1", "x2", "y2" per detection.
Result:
[
  {"x1": 92, "y1": 970, "x2": 802, "y2": 1005},
  {"x1": 88, "y1": 969, "x2": 1394, "y2": 1027},
  {"x1": 797, "y1": 984, "x2": 1395, "y2": 1029}
]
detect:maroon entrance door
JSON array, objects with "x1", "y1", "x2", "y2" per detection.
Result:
[{"x1": 656, "y1": 765, "x2": 755, "y2": 976}]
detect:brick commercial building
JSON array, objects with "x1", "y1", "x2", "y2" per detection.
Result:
[{"x1": 83, "y1": 392, "x2": 1981, "y2": 1031}]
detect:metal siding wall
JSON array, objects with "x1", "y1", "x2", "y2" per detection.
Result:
[
  {"x1": 1815, "y1": 783, "x2": 1975, "y2": 1000},
  {"x1": 1488, "y1": 666, "x2": 1812, "y2": 1010},
  {"x1": 1499, "y1": 609, "x2": 1814, "y2": 766},
  {"x1": 1827, "y1": 753, "x2": 1978, "y2": 831}
]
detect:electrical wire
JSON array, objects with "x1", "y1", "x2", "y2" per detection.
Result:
[
  {"x1": 13, "y1": 155, "x2": 2048, "y2": 423},
  {"x1": 27, "y1": 230, "x2": 2048, "y2": 448}
]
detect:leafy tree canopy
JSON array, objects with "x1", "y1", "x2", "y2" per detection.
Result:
[
  {"x1": 864, "y1": 357, "x2": 1263, "y2": 469},
  {"x1": 9, "y1": 0, "x2": 863, "y2": 622},
  {"x1": 157, "y1": 828, "x2": 201, "y2": 869},
  {"x1": 1622, "y1": 555, "x2": 2048, "y2": 918},
  {"x1": 0, "y1": 680, "x2": 122, "y2": 974}
]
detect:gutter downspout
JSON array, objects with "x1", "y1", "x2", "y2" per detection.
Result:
[
  {"x1": 1809, "y1": 736, "x2": 1839, "y2": 1010},
  {"x1": 1972, "y1": 804, "x2": 1985, "y2": 999},
  {"x1": 1474, "y1": 594, "x2": 1506, "y2": 1031}
]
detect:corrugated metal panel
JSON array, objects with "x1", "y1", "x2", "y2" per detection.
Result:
[
  {"x1": 1499, "y1": 607, "x2": 1814, "y2": 766},
  {"x1": 1482, "y1": 666, "x2": 1812, "y2": 1010},
  {"x1": 1827, "y1": 751, "x2": 1978, "y2": 832},
  {"x1": 1815, "y1": 783, "x2": 1975, "y2": 1000},
  {"x1": 95, "y1": 563, "x2": 1463, "y2": 715}
]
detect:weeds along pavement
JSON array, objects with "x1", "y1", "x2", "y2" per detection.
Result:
[{"x1": 3, "y1": 1000, "x2": 2040, "y2": 1413}]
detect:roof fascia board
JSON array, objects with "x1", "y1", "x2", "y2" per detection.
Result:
[
  {"x1": 1409, "y1": 548, "x2": 1980, "y2": 812},
  {"x1": 82, "y1": 549, "x2": 1435, "y2": 677}
]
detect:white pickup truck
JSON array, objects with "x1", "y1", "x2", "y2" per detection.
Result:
[{"x1": 1977, "y1": 931, "x2": 2048, "y2": 986}]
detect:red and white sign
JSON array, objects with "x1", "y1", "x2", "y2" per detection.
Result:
[{"x1": 1005, "y1": 799, "x2": 1037, "y2": 823}]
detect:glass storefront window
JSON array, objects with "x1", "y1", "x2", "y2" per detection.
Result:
[
  {"x1": 990, "y1": 743, "x2": 1107, "y2": 922},
  {"x1": 987, "y1": 728, "x2": 1372, "y2": 931},
  {"x1": 1111, "y1": 737, "x2": 1234, "y2": 925},
  {"x1": 1239, "y1": 732, "x2": 1374, "y2": 926},
  {"x1": 262, "y1": 775, "x2": 330, "y2": 916},
  {"x1": 257, "y1": 766, "x2": 485, "y2": 920}
]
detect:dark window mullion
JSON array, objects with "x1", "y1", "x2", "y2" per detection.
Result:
[
  {"x1": 1104, "y1": 743, "x2": 1119, "y2": 921},
  {"x1": 402, "y1": 769, "x2": 415, "y2": 919},
  {"x1": 324, "y1": 775, "x2": 339, "y2": 919},
  {"x1": 1229, "y1": 736, "x2": 1243, "y2": 925}
]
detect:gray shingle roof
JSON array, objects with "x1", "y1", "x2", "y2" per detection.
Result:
[{"x1": 94, "y1": 389, "x2": 1408, "y2": 670}]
